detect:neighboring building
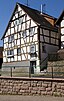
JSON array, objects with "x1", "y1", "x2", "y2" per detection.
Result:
[
  {"x1": 2, "y1": 3, "x2": 60, "y2": 73},
  {"x1": 0, "y1": 47, "x2": 3, "y2": 69},
  {"x1": 56, "y1": 10, "x2": 64, "y2": 60}
]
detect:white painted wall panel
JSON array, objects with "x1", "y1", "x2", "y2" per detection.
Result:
[
  {"x1": 3, "y1": 57, "x2": 7, "y2": 62},
  {"x1": 11, "y1": 28, "x2": 14, "y2": 34},
  {"x1": 22, "y1": 10, "x2": 25, "y2": 15},
  {"x1": 15, "y1": 13, "x2": 18, "y2": 18},
  {"x1": 22, "y1": 54, "x2": 26, "y2": 60},
  {"x1": 18, "y1": 56, "x2": 21, "y2": 61},
  {"x1": 61, "y1": 36, "x2": 64, "y2": 41},
  {"x1": 33, "y1": 34, "x2": 37, "y2": 41},
  {"x1": 31, "y1": 20, "x2": 37, "y2": 27},
  {"x1": 21, "y1": 39, "x2": 24, "y2": 44},
  {"x1": 4, "y1": 44, "x2": 7, "y2": 49},
  {"x1": 18, "y1": 25, "x2": 21, "y2": 31},
  {"x1": 22, "y1": 23, "x2": 25, "y2": 30},
  {"x1": 4, "y1": 37, "x2": 8, "y2": 43},
  {"x1": 11, "y1": 57, "x2": 14, "y2": 62},
  {"x1": 27, "y1": 21, "x2": 30, "y2": 29},
  {"x1": 18, "y1": 5, "x2": 22, "y2": 11},
  {"x1": 14, "y1": 56, "x2": 17, "y2": 61},
  {"x1": 36, "y1": 44, "x2": 38, "y2": 51},
  {"x1": 15, "y1": 26, "x2": 17, "y2": 32},
  {"x1": 14, "y1": 49, "x2": 17, "y2": 55},
  {"x1": 11, "y1": 22, "x2": 14, "y2": 27},
  {"x1": 17, "y1": 39, "x2": 20, "y2": 45},
  {"x1": 27, "y1": 37, "x2": 29, "y2": 43},
  {"x1": 27, "y1": 46, "x2": 30, "y2": 53},
  {"x1": 27, "y1": 15, "x2": 30, "y2": 20},
  {"x1": 61, "y1": 28, "x2": 64, "y2": 34},
  {"x1": 28, "y1": 54, "x2": 30, "y2": 60},
  {"x1": 14, "y1": 34, "x2": 17, "y2": 39},
  {"x1": 8, "y1": 58, "x2": 10, "y2": 62},
  {"x1": 61, "y1": 20, "x2": 64, "y2": 27}
]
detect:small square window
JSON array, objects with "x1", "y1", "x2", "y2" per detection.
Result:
[
  {"x1": 29, "y1": 28, "x2": 35, "y2": 36},
  {"x1": 17, "y1": 48, "x2": 21, "y2": 55},
  {"x1": 30, "y1": 45, "x2": 36, "y2": 53},
  {"x1": 22, "y1": 31, "x2": 27, "y2": 38}
]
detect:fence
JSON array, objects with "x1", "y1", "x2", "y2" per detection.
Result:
[{"x1": 0, "y1": 63, "x2": 64, "y2": 78}]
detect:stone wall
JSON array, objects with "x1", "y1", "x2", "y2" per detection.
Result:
[
  {"x1": 48, "y1": 60, "x2": 64, "y2": 72},
  {"x1": 0, "y1": 77, "x2": 64, "y2": 96}
]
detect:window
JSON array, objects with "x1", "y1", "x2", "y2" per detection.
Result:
[
  {"x1": 8, "y1": 35, "x2": 14, "y2": 43},
  {"x1": 29, "y1": 28, "x2": 35, "y2": 36},
  {"x1": 7, "y1": 50, "x2": 14, "y2": 56},
  {"x1": 17, "y1": 48, "x2": 21, "y2": 55},
  {"x1": 22, "y1": 31, "x2": 27, "y2": 38},
  {"x1": 14, "y1": 20, "x2": 19, "y2": 26},
  {"x1": 30, "y1": 45, "x2": 36, "y2": 53},
  {"x1": 18, "y1": 11, "x2": 22, "y2": 17}
]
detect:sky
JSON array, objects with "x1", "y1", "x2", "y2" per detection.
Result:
[{"x1": 0, "y1": 0, "x2": 64, "y2": 46}]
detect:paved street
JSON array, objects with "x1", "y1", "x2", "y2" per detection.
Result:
[{"x1": 0, "y1": 95, "x2": 64, "y2": 101}]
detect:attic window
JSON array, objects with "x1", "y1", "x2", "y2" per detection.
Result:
[{"x1": 14, "y1": 19, "x2": 19, "y2": 26}]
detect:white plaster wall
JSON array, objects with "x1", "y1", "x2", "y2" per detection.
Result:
[
  {"x1": 22, "y1": 54, "x2": 26, "y2": 60},
  {"x1": 31, "y1": 20, "x2": 37, "y2": 27},
  {"x1": 61, "y1": 36, "x2": 64, "y2": 41},
  {"x1": 14, "y1": 49, "x2": 17, "y2": 55},
  {"x1": 4, "y1": 37, "x2": 8, "y2": 43},
  {"x1": 14, "y1": 34, "x2": 17, "y2": 39},
  {"x1": 17, "y1": 39, "x2": 20, "y2": 45},
  {"x1": 14, "y1": 56, "x2": 17, "y2": 61},
  {"x1": 61, "y1": 20, "x2": 64, "y2": 27},
  {"x1": 61, "y1": 28, "x2": 64, "y2": 34},
  {"x1": 18, "y1": 56, "x2": 21, "y2": 61},
  {"x1": 11, "y1": 28, "x2": 14, "y2": 34},
  {"x1": 18, "y1": 5, "x2": 22, "y2": 11}
]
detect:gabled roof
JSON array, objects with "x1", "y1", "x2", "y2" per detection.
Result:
[
  {"x1": 2, "y1": 2, "x2": 58, "y2": 39},
  {"x1": 56, "y1": 10, "x2": 64, "y2": 25}
]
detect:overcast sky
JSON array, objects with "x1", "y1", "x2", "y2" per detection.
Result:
[{"x1": 0, "y1": 0, "x2": 64, "y2": 46}]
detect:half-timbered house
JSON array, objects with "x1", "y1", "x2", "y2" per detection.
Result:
[
  {"x1": 2, "y1": 3, "x2": 60, "y2": 74},
  {"x1": 56, "y1": 10, "x2": 64, "y2": 59}
]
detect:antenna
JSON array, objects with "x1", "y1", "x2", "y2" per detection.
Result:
[
  {"x1": 26, "y1": 0, "x2": 29, "y2": 6},
  {"x1": 40, "y1": 4, "x2": 46, "y2": 14}
]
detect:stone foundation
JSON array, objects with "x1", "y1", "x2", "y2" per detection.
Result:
[{"x1": 0, "y1": 77, "x2": 64, "y2": 96}]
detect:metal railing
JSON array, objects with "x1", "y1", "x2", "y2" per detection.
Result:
[{"x1": 0, "y1": 64, "x2": 64, "y2": 78}]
